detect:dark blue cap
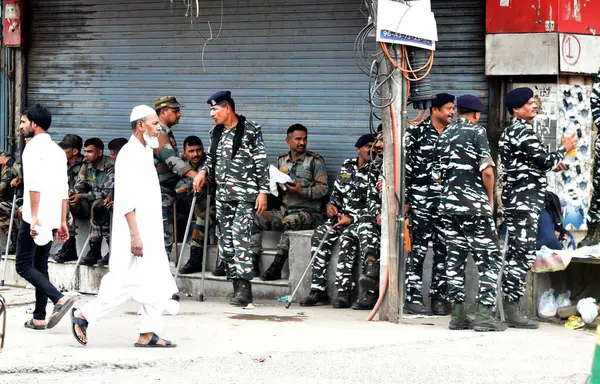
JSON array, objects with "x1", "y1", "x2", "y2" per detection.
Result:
[
  {"x1": 355, "y1": 133, "x2": 376, "y2": 148},
  {"x1": 505, "y1": 87, "x2": 534, "y2": 110},
  {"x1": 431, "y1": 93, "x2": 455, "y2": 108},
  {"x1": 207, "y1": 90, "x2": 233, "y2": 106},
  {"x1": 457, "y1": 94, "x2": 485, "y2": 113}
]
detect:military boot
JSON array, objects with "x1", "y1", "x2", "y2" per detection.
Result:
[
  {"x1": 332, "y1": 291, "x2": 351, "y2": 308},
  {"x1": 299, "y1": 289, "x2": 330, "y2": 307},
  {"x1": 352, "y1": 291, "x2": 378, "y2": 310},
  {"x1": 449, "y1": 302, "x2": 472, "y2": 330},
  {"x1": 97, "y1": 253, "x2": 110, "y2": 267},
  {"x1": 212, "y1": 260, "x2": 226, "y2": 276},
  {"x1": 404, "y1": 301, "x2": 432, "y2": 316},
  {"x1": 230, "y1": 279, "x2": 253, "y2": 307},
  {"x1": 179, "y1": 246, "x2": 203, "y2": 275},
  {"x1": 359, "y1": 258, "x2": 380, "y2": 292},
  {"x1": 503, "y1": 300, "x2": 539, "y2": 329},
  {"x1": 81, "y1": 241, "x2": 102, "y2": 266},
  {"x1": 578, "y1": 222, "x2": 600, "y2": 248},
  {"x1": 261, "y1": 251, "x2": 287, "y2": 281},
  {"x1": 432, "y1": 298, "x2": 451, "y2": 316},
  {"x1": 53, "y1": 237, "x2": 78, "y2": 263},
  {"x1": 473, "y1": 304, "x2": 507, "y2": 332}
]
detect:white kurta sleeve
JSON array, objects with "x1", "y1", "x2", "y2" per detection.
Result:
[{"x1": 113, "y1": 149, "x2": 137, "y2": 218}]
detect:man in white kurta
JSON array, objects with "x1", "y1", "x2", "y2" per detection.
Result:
[{"x1": 70, "y1": 105, "x2": 178, "y2": 347}]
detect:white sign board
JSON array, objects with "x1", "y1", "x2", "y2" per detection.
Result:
[
  {"x1": 376, "y1": 0, "x2": 438, "y2": 51},
  {"x1": 559, "y1": 33, "x2": 600, "y2": 74}
]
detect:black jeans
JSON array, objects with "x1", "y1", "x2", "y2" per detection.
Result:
[{"x1": 15, "y1": 222, "x2": 63, "y2": 320}]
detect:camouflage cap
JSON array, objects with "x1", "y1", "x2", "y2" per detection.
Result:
[
  {"x1": 154, "y1": 96, "x2": 184, "y2": 111},
  {"x1": 58, "y1": 134, "x2": 83, "y2": 151}
]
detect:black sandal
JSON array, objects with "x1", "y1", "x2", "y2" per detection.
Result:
[
  {"x1": 134, "y1": 333, "x2": 176, "y2": 348},
  {"x1": 70, "y1": 308, "x2": 88, "y2": 346},
  {"x1": 47, "y1": 296, "x2": 77, "y2": 329},
  {"x1": 24, "y1": 319, "x2": 46, "y2": 330}
]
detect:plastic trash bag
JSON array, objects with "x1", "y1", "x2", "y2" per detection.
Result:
[
  {"x1": 556, "y1": 290, "x2": 572, "y2": 308},
  {"x1": 538, "y1": 289, "x2": 558, "y2": 319},
  {"x1": 577, "y1": 298, "x2": 599, "y2": 324}
]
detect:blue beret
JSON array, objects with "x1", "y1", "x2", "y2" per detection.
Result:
[
  {"x1": 457, "y1": 94, "x2": 485, "y2": 113},
  {"x1": 505, "y1": 87, "x2": 533, "y2": 110},
  {"x1": 355, "y1": 134, "x2": 376, "y2": 148},
  {"x1": 207, "y1": 90, "x2": 233, "y2": 106},
  {"x1": 431, "y1": 93, "x2": 455, "y2": 108}
]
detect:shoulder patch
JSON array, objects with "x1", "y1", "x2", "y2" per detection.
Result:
[
  {"x1": 278, "y1": 152, "x2": 288, "y2": 159},
  {"x1": 308, "y1": 151, "x2": 324, "y2": 162}
]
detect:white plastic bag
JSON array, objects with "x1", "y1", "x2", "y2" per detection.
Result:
[
  {"x1": 538, "y1": 289, "x2": 558, "y2": 319},
  {"x1": 556, "y1": 290, "x2": 572, "y2": 308},
  {"x1": 577, "y1": 298, "x2": 599, "y2": 324}
]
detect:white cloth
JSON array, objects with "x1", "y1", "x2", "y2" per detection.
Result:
[
  {"x1": 82, "y1": 134, "x2": 177, "y2": 333},
  {"x1": 22, "y1": 133, "x2": 69, "y2": 231},
  {"x1": 268, "y1": 165, "x2": 293, "y2": 197}
]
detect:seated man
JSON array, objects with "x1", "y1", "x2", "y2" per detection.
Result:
[
  {"x1": 108, "y1": 137, "x2": 128, "y2": 161},
  {"x1": 53, "y1": 134, "x2": 86, "y2": 263},
  {"x1": 176, "y1": 135, "x2": 216, "y2": 274},
  {"x1": 252, "y1": 124, "x2": 328, "y2": 281},
  {"x1": 0, "y1": 150, "x2": 18, "y2": 253},
  {"x1": 300, "y1": 134, "x2": 379, "y2": 307},
  {"x1": 70, "y1": 138, "x2": 115, "y2": 266}
]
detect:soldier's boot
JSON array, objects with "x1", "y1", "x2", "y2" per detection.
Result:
[
  {"x1": 53, "y1": 237, "x2": 78, "y2": 263},
  {"x1": 97, "y1": 253, "x2": 110, "y2": 267},
  {"x1": 578, "y1": 222, "x2": 600, "y2": 248},
  {"x1": 230, "y1": 279, "x2": 253, "y2": 307},
  {"x1": 351, "y1": 291, "x2": 378, "y2": 310},
  {"x1": 404, "y1": 301, "x2": 433, "y2": 316},
  {"x1": 332, "y1": 291, "x2": 351, "y2": 309},
  {"x1": 252, "y1": 255, "x2": 261, "y2": 278},
  {"x1": 473, "y1": 304, "x2": 507, "y2": 332},
  {"x1": 212, "y1": 261, "x2": 227, "y2": 277},
  {"x1": 81, "y1": 241, "x2": 102, "y2": 266},
  {"x1": 503, "y1": 300, "x2": 539, "y2": 329},
  {"x1": 299, "y1": 289, "x2": 330, "y2": 307},
  {"x1": 7, "y1": 231, "x2": 17, "y2": 254},
  {"x1": 358, "y1": 257, "x2": 380, "y2": 292},
  {"x1": 431, "y1": 297, "x2": 451, "y2": 316},
  {"x1": 448, "y1": 302, "x2": 473, "y2": 330},
  {"x1": 260, "y1": 251, "x2": 287, "y2": 281},
  {"x1": 179, "y1": 246, "x2": 203, "y2": 275}
]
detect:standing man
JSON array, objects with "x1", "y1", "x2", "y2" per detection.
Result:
[
  {"x1": 499, "y1": 87, "x2": 576, "y2": 329},
  {"x1": 70, "y1": 105, "x2": 177, "y2": 347},
  {"x1": 193, "y1": 91, "x2": 269, "y2": 307},
  {"x1": 53, "y1": 134, "x2": 85, "y2": 263},
  {"x1": 254, "y1": 123, "x2": 329, "y2": 281},
  {"x1": 404, "y1": 93, "x2": 455, "y2": 316},
  {"x1": 16, "y1": 104, "x2": 77, "y2": 330},
  {"x1": 154, "y1": 96, "x2": 198, "y2": 258},
  {"x1": 70, "y1": 138, "x2": 115, "y2": 266},
  {"x1": 434, "y1": 95, "x2": 504, "y2": 332}
]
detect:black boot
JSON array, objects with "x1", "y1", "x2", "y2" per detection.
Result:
[
  {"x1": 53, "y1": 237, "x2": 78, "y2": 263},
  {"x1": 404, "y1": 301, "x2": 433, "y2": 315},
  {"x1": 81, "y1": 241, "x2": 102, "y2": 266},
  {"x1": 359, "y1": 258, "x2": 380, "y2": 291},
  {"x1": 578, "y1": 222, "x2": 600, "y2": 248},
  {"x1": 299, "y1": 289, "x2": 330, "y2": 307},
  {"x1": 352, "y1": 291, "x2": 378, "y2": 310},
  {"x1": 230, "y1": 279, "x2": 253, "y2": 307},
  {"x1": 212, "y1": 260, "x2": 226, "y2": 277},
  {"x1": 332, "y1": 291, "x2": 351, "y2": 308},
  {"x1": 252, "y1": 255, "x2": 260, "y2": 278},
  {"x1": 261, "y1": 251, "x2": 287, "y2": 281},
  {"x1": 97, "y1": 253, "x2": 110, "y2": 267},
  {"x1": 431, "y1": 298, "x2": 451, "y2": 316},
  {"x1": 179, "y1": 246, "x2": 203, "y2": 275}
]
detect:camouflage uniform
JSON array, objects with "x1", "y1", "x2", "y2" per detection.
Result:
[
  {"x1": 499, "y1": 117, "x2": 567, "y2": 302},
  {"x1": 203, "y1": 116, "x2": 269, "y2": 281},
  {"x1": 310, "y1": 158, "x2": 380, "y2": 293},
  {"x1": 0, "y1": 152, "x2": 17, "y2": 247},
  {"x1": 405, "y1": 117, "x2": 447, "y2": 304},
  {"x1": 251, "y1": 150, "x2": 328, "y2": 255},
  {"x1": 71, "y1": 156, "x2": 115, "y2": 245},
  {"x1": 434, "y1": 117, "x2": 501, "y2": 306},
  {"x1": 66, "y1": 154, "x2": 88, "y2": 237},
  {"x1": 154, "y1": 121, "x2": 193, "y2": 256},
  {"x1": 585, "y1": 71, "x2": 600, "y2": 226}
]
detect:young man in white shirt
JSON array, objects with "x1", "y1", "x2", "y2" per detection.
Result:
[{"x1": 16, "y1": 103, "x2": 77, "y2": 330}]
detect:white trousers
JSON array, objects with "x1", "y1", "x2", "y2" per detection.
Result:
[{"x1": 81, "y1": 273, "x2": 164, "y2": 335}]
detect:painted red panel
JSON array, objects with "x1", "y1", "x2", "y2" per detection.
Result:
[{"x1": 558, "y1": 0, "x2": 600, "y2": 35}]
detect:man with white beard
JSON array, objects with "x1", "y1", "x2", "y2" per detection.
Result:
[{"x1": 69, "y1": 105, "x2": 178, "y2": 347}]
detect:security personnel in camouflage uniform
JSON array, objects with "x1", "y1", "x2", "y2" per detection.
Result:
[
  {"x1": 252, "y1": 124, "x2": 328, "y2": 281},
  {"x1": 53, "y1": 134, "x2": 86, "y2": 263},
  {"x1": 193, "y1": 91, "x2": 269, "y2": 307},
  {"x1": 0, "y1": 150, "x2": 17, "y2": 253},
  {"x1": 176, "y1": 135, "x2": 216, "y2": 275},
  {"x1": 579, "y1": 70, "x2": 600, "y2": 247},
  {"x1": 499, "y1": 87, "x2": 577, "y2": 329},
  {"x1": 404, "y1": 92, "x2": 455, "y2": 316},
  {"x1": 433, "y1": 94, "x2": 504, "y2": 332},
  {"x1": 154, "y1": 96, "x2": 199, "y2": 258},
  {"x1": 300, "y1": 134, "x2": 380, "y2": 308},
  {"x1": 70, "y1": 138, "x2": 115, "y2": 266}
]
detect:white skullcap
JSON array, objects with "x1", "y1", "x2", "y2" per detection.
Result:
[{"x1": 129, "y1": 105, "x2": 156, "y2": 122}]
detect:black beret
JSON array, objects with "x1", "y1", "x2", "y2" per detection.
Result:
[
  {"x1": 207, "y1": 90, "x2": 233, "y2": 106},
  {"x1": 355, "y1": 133, "x2": 376, "y2": 148},
  {"x1": 457, "y1": 94, "x2": 485, "y2": 113},
  {"x1": 505, "y1": 87, "x2": 534, "y2": 110},
  {"x1": 431, "y1": 93, "x2": 455, "y2": 108}
]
